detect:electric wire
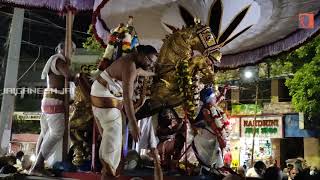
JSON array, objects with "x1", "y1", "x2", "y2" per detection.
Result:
[{"x1": 17, "y1": 46, "x2": 41, "y2": 82}]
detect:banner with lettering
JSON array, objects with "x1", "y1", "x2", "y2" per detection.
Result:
[
  {"x1": 241, "y1": 116, "x2": 283, "y2": 138},
  {"x1": 231, "y1": 104, "x2": 262, "y2": 116},
  {"x1": 13, "y1": 112, "x2": 42, "y2": 121}
]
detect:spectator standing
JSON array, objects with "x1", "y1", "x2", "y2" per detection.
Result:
[
  {"x1": 263, "y1": 166, "x2": 282, "y2": 180},
  {"x1": 224, "y1": 148, "x2": 232, "y2": 168},
  {"x1": 246, "y1": 161, "x2": 266, "y2": 178}
]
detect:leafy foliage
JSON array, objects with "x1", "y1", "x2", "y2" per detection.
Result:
[
  {"x1": 215, "y1": 69, "x2": 239, "y2": 84},
  {"x1": 258, "y1": 35, "x2": 320, "y2": 120},
  {"x1": 12, "y1": 119, "x2": 40, "y2": 134},
  {"x1": 283, "y1": 36, "x2": 320, "y2": 119},
  {"x1": 268, "y1": 36, "x2": 320, "y2": 72},
  {"x1": 269, "y1": 61, "x2": 293, "y2": 77},
  {"x1": 285, "y1": 48, "x2": 320, "y2": 120},
  {"x1": 82, "y1": 25, "x2": 105, "y2": 53}
]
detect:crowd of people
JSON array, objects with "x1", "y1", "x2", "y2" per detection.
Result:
[
  {"x1": 2, "y1": 149, "x2": 320, "y2": 180},
  {"x1": 231, "y1": 158, "x2": 320, "y2": 180},
  {"x1": 0, "y1": 151, "x2": 33, "y2": 175}
]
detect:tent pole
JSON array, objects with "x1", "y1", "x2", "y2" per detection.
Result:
[{"x1": 63, "y1": 10, "x2": 74, "y2": 161}]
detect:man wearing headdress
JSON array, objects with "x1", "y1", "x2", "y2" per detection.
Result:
[
  {"x1": 195, "y1": 86, "x2": 230, "y2": 150},
  {"x1": 29, "y1": 42, "x2": 76, "y2": 176},
  {"x1": 191, "y1": 86, "x2": 230, "y2": 174}
]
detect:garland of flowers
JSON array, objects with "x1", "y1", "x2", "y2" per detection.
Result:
[{"x1": 175, "y1": 59, "x2": 199, "y2": 121}]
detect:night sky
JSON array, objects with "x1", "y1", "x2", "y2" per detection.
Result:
[{"x1": 0, "y1": 6, "x2": 93, "y2": 63}]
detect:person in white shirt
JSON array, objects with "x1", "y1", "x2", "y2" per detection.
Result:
[{"x1": 246, "y1": 161, "x2": 266, "y2": 178}]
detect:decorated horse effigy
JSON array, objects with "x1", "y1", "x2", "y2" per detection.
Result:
[{"x1": 69, "y1": 0, "x2": 252, "y2": 177}]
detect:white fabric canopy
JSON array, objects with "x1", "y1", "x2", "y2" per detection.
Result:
[{"x1": 93, "y1": 0, "x2": 320, "y2": 68}]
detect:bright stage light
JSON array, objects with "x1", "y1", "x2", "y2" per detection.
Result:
[
  {"x1": 244, "y1": 71, "x2": 253, "y2": 79},
  {"x1": 30, "y1": 154, "x2": 36, "y2": 162}
]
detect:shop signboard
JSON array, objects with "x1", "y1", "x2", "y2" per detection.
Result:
[
  {"x1": 231, "y1": 104, "x2": 262, "y2": 116},
  {"x1": 13, "y1": 112, "x2": 42, "y2": 121},
  {"x1": 241, "y1": 116, "x2": 283, "y2": 138}
]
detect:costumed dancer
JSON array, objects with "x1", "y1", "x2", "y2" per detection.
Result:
[
  {"x1": 29, "y1": 42, "x2": 75, "y2": 176},
  {"x1": 195, "y1": 86, "x2": 230, "y2": 150},
  {"x1": 156, "y1": 108, "x2": 185, "y2": 171},
  {"x1": 90, "y1": 45, "x2": 158, "y2": 179},
  {"x1": 191, "y1": 86, "x2": 231, "y2": 175}
]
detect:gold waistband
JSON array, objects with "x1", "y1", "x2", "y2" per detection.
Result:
[{"x1": 91, "y1": 96, "x2": 123, "y2": 110}]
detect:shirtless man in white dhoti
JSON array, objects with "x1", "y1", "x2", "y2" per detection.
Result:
[
  {"x1": 29, "y1": 42, "x2": 75, "y2": 176},
  {"x1": 90, "y1": 45, "x2": 159, "y2": 179}
]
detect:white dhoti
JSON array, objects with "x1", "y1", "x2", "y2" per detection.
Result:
[
  {"x1": 91, "y1": 71, "x2": 123, "y2": 175},
  {"x1": 37, "y1": 53, "x2": 67, "y2": 162},
  {"x1": 92, "y1": 107, "x2": 122, "y2": 173},
  {"x1": 193, "y1": 127, "x2": 224, "y2": 169},
  {"x1": 38, "y1": 95, "x2": 65, "y2": 160},
  {"x1": 181, "y1": 124, "x2": 224, "y2": 170}
]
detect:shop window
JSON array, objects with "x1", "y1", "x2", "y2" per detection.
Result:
[
  {"x1": 239, "y1": 83, "x2": 255, "y2": 104},
  {"x1": 259, "y1": 80, "x2": 271, "y2": 103},
  {"x1": 239, "y1": 138, "x2": 273, "y2": 167},
  {"x1": 278, "y1": 79, "x2": 291, "y2": 102},
  {"x1": 239, "y1": 80, "x2": 271, "y2": 104}
]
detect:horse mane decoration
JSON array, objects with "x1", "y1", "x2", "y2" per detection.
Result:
[{"x1": 136, "y1": 0, "x2": 252, "y2": 120}]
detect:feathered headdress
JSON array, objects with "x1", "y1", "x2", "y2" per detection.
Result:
[{"x1": 164, "y1": 0, "x2": 253, "y2": 62}]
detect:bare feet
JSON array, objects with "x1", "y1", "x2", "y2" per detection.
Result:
[
  {"x1": 29, "y1": 153, "x2": 55, "y2": 177},
  {"x1": 151, "y1": 148, "x2": 163, "y2": 180},
  {"x1": 101, "y1": 172, "x2": 120, "y2": 180},
  {"x1": 100, "y1": 159, "x2": 120, "y2": 180},
  {"x1": 154, "y1": 162, "x2": 163, "y2": 180}
]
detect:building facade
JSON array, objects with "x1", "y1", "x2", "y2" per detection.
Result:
[{"x1": 229, "y1": 78, "x2": 320, "y2": 169}]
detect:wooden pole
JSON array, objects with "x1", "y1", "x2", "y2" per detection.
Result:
[
  {"x1": 62, "y1": 10, "x2": 74, "y2": 161},
  {"x1": 250, "y1": 83, "x2": 259, "y2": 167}
]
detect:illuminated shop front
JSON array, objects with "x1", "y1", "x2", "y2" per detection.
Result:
[
  {"x1": 228, "y1": 117, "x2": 241, "y2": 170},
  {"x1": 239, "y1": 115, "x2": 283, "y2": 167},
  {"x1": 10, "y1": 112, "x2": 41, "y2": 157}
]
